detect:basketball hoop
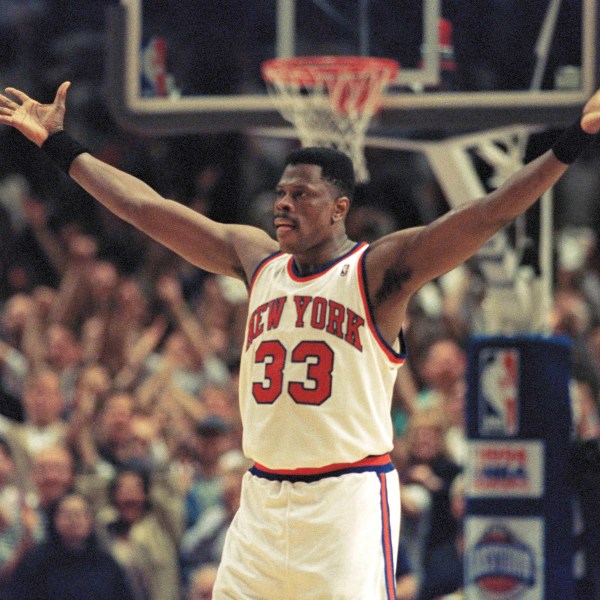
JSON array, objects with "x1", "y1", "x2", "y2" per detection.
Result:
[{"x1": 262, "y1": 56, "x2": 400, "y2": 183}]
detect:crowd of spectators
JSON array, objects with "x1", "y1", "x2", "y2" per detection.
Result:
[{"x1": 0, "y1": 2, "x2": 599, "y2": 599}]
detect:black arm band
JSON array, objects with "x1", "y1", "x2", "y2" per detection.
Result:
[
  {"x1": 41, "y1": 130, "x2": 89, "y2": 173},
  {"x1": 551, "y1": 119, "x2": 595, "y2": 164}
]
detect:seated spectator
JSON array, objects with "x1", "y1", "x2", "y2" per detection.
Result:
[
  {"x1": 126, "y1": 411, "x2": 171, "y2": 473},
  {"x1": 93, "y1": 390, "x2": 136, "y2": 473},
  {"x1": 184, "y1": 415, "x2": 233, "y2": 529},
  {"x1": 180, "y1": 449, "x2": 251, "y2": 583},
  {"x1": 96, "y1": 468, "x2": 181, "y2": 600},
  {"x1": 414, "y1": 336, "x2": 467, "y2": 406},
  {"x1": 43, "y1": 323, "x2": 84, "y2": 414},
  {"x1": 9, "y1": 369, "x2": 67, "y2": 461},
  {"x1": 28, "y1": 445, "x2": 75, "y2": 540},
  {"x1": 393, "y1": 335, "x2": 467, "y2": 437},
  {"x1": 0, "y1": 293, "x2": 34, "y2": 414},
  {"x1": 5, "y1": 492, "x2": 134, "y2": 600},
  {"x1": 399, "y1": 408, "x2": 463, "y2": 600},
  {"x1": 0, "y1": 437, "x2": 35, "y2": 595}
]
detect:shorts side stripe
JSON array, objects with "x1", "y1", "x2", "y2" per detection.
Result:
[{"x1": 379, "y1": 472, "x2": 396, "y2": 600}]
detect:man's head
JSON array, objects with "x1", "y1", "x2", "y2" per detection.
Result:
[
  {"x1": 416, "y1": 336, "x2": 466, "y2": 395},
  {"x1": 45, "y1": 323, "x2": 81, "y2": 370},
  {"x1": 284, "y1": 147, "x2": 355, "y2": 202},
  {"x1": 97, "y1": 390, "x2": 134, "y2": 446},
  {"x1": 109, "y1": 468, "x2": 150, "y2": 525},
  {"x1": 406, "y1": 408, "x2": 448, "y2": 463},
  {"x1": 275, "y1": 147, "x2": 355, "y2": 257},
  {"x1": 32, "y1": 445, "x2": 74, "y2": 507},
  {"x1": 53, "y1": 492, "x2": 95, "y2": 550},
  {"x1": 193, "y1": 415, "x2": 231, "y2": 472},
  {"x1": 23, "y1": 368, "x2": 64, "y2": 427}
]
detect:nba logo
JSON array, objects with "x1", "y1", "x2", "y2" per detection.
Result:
[{"x1": 478, "y1": 348, "x2": 520, "y2": 436}]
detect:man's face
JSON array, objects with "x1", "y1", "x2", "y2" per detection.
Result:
[
  {"x1": 408, "y1": 424, "x2": 444, "y2": 462},
  {"x1": 54, "y1": 495, "x2": 94, "y2": 549},
  {"x1": 32, "y1": 448, "x2": 74, "y2": 506},
  {"x1": 420, "y1": 340, "x2": 466, "y2": 393},
  {"x1": 23, "y1": 372, "x2": 64, "y2": 427},
  {"x1": 274, "y1": 163, "x2": 340, "y2": 255},
  {"x1": 113, "y1": 472, "x2": 147, "y2": 524},
  {"x1": 99, "y1": 394, "x2": 133, "y2": 444}
]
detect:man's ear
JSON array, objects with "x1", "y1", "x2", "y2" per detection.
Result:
[{"x1": 332, "y1": 196, "x2": 350, "y2": 222}]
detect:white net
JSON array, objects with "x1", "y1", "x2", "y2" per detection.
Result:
[{"x1": 262, "y1": 56, "x2": 399, "y2": 183}]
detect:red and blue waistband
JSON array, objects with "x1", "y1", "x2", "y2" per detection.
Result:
[{"x1": 250, "y1": 454, "x2": 394, "y2": 483}]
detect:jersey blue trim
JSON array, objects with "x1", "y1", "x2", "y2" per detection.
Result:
[
  {"x1": 288, "y1": 241, "x2": 365, "y2": 279},
  {"x1": 359, "y1": 247, "x2": 407, "y2": 361}
]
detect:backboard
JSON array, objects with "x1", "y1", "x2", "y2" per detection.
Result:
[{"x1": 106, "y1": 0, "x2": 596, "y2": 136}]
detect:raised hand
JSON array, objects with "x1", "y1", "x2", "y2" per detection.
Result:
[
  {"x1": 0, "y1": 81, "x2": 70, "y2": 146},
  {"x1": 581, "y1": 88, "x2": 600, "y2": 134}
]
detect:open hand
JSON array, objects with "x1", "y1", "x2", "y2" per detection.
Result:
[
  {"x1": 0, "y1": 81, "x2": 70, "y2": 146},
  {"x1": 581, "y1": 88, "x2": 600, "y2": 134}
]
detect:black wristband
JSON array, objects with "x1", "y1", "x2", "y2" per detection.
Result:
[
  {"x1": 41, "y1": 130, "x2": 88, "y2": 173},
  {"x1": 551, "y1": 119, "x2": 595, "y2": 164}
]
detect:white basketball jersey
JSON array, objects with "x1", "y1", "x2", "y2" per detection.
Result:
[{"x1": 239, "y1": 242, "x2": 406, "y2": 470}]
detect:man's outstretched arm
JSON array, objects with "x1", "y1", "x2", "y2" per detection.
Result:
[
  {"x1": 0, "y1": 82, "x2": 278, "y2": 282},
  {"x1": 366, "y1": 90, "x2": 600, "y2": 344}
]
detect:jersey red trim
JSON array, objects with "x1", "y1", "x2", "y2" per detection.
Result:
[
  {"x1": 253, "y1": 453, "x2": 391, "y2": 476},
  {"x1": 249, "y1": 251, "x2": 284, "y2": 294}
]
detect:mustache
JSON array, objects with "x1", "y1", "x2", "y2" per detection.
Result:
[{"x1": 273, "y1": 213, "x2": 297, "y2": 224}]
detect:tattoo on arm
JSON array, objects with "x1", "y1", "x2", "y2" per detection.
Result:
[{"x1": 375, "y1": 265, "x2": 413, "y2": 305}]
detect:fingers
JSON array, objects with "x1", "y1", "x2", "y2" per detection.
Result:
[
  {"x1": 4, "y1": 87, "x2": 30, "y2": 103},
  {"x1": 581, "y1": 112, "x2": 600, "y2": 135},
  {"x1": 54, "y1": 81, "x2": 71, "y2": 108},
  {"x1": 0, "y1": 93, "x2": 18, "y2": 109},
  {"x1": 582, "y1": 90, "x2": 600, "y2": 133},
  {"x1": 1, "y1": 81, "x2": 70, "y2": 109},
  {"x1": 0, "y1": 95, "x2": 16, "y2": 123},
  {"x1": 583, "y1": 88, "x2": 600, "y2": 113},
  {"x1": 579, "y1": 89, "x2": 600, "y2": 134}
]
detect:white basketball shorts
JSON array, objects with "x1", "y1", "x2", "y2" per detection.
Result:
[{"x1": 213, "y1": 456, "x2": 400, "y2": 599}]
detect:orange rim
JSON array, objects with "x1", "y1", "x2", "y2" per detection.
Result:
[{"x1": 262, "y1": 55, "x2": 400, "y2": 86}]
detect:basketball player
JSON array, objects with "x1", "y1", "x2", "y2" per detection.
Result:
[{"x1": 1, "y1": 82, "x2": 599, "y2": 599}]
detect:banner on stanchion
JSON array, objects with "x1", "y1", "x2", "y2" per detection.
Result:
[{"x1": 465, "y1": 335, "x2": 574, "y2": 600}]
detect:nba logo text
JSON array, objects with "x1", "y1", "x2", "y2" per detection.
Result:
[
  {"x1": 478, "y1": 348, "x2": 520, "y2": 437},
  {"x1": 465, "y1": 441, "x2": 544, "y2": 499}
]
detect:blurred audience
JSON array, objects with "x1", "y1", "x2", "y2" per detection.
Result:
[
  {"x1": 0, "y1": 437, "x2": 35, "y2": 595},
  {"x1": 96, "y1": 468, "x2": 182, "y2": 600},
  {"x1": 399, "y1": 408, "x2": 463, "y2": 600},
  {"x1": 180, "y1": 449, "x2": 251, "y2": 584},
  {"x1": 5, "y1": 492, "x2": 134, "y2": 600}
]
